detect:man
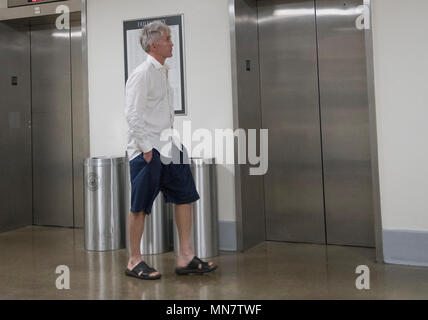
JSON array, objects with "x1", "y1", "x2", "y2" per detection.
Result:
[{"x1": 124, "y1": 21, "x2": 217, "y2": 280}]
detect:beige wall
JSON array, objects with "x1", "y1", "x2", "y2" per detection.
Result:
[{"x1": 372, "y1": 0, "x2": 428, "y2": 231}]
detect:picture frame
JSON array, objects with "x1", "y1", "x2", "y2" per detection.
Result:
[{"x1": 123, "y1": 14, "x2": 187, "y2": 115}]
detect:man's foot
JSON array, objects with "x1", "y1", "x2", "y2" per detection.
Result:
[
  {"x1": 126, "y1": 257, "x2": 160, "y2": 279},
  {"x1": 176, "y1": 252, "x2": 215, "y2": 269},
  {"x1": 175, "y1": 255, "x2": 217, "y2": 275}
]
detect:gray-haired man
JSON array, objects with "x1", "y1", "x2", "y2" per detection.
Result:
[{"x1": 124, "y1": 21, "x2": 217, "y2": 280}]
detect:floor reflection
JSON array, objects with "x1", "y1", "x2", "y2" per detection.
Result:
[{"x1": 1, "y1": 227, "x2": 428, "y2": 299}]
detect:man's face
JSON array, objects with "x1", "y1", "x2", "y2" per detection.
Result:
[{"x1": 151, "y1": 30, "x2": 173, "y2": 59}]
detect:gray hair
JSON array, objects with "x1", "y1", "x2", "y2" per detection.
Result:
[{"x1": 140, "y1": 21, "x2": 170, "y2": 53}]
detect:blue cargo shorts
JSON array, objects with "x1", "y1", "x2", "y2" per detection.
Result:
[{"x1": 129, "y1": 144, "x2": 200, "y2": 214}]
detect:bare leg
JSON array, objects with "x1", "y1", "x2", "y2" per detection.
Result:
[
  {"x1": 175, "y1": 203, "x2": 214, "y2": 268},
  {"x1": 127, "y1": 211, "x2": 159, "y2": 277}
]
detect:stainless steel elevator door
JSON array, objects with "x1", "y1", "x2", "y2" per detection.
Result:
[
  {"x1": 259, "y1": 0, "x2": 375, "y2": 247},
  {"x1": 316, "y1": 0, "x2": 375, "y2": 247},
  {"x1": 31, "y1": 24, "x2": 74, "y2": 227},
  {"x1": 259, "y1": 0, "x2": 326, "y2": 244},
  {"x1": 0, "y1": 22, "x2": 33, "y2": 232}
]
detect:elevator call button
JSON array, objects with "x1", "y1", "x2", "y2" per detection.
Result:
[{"x1": 11, "y1": 76, "x2": 18, "y2": 86}]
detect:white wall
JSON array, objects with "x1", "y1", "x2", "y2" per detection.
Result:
[
  {"x1": 0, "y1": 0, "x2": 7, "y2": 9},
  {"x1": 86, "y1": 0, "x2": 236, "y2": 222},
  {"x1": 372, "y1": 0, "x2": 428, "y2": 231}
]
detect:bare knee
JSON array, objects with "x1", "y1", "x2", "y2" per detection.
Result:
[
  {"x1": 175, "y1": 203, "x2": 192, "y2": 209},
  {"x1": 129, "y1": 211, "x2": 147, "y2": 219}
]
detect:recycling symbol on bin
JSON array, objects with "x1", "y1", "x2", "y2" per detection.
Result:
[{"x1": 86, "y1": 172, "x2": 100, "y2": 192}]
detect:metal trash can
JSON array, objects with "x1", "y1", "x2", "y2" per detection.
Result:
[
  {"x1": 173, "y1": 158, "x2": 219, "y2": 258},
  {"x1": 84, "y1": 157, "x2": 127, "y2": 251},
  {"x1": 140, "y1": 193, "x2": 170, "y2": 255}
]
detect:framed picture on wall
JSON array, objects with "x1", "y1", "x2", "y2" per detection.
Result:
[{"x1": 123, "y1": 14, "x2": 186, "y2": 115}]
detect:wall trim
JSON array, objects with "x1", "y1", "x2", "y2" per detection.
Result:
[
  {"x1": 365, "y1": 0, "x2": 384, "y2": 264},
  {"x1": 383, "y1": 229, "x2": 428, "y2": 267}
]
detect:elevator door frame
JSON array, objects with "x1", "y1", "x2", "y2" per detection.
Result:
[
  {"x1": 230, "y1": 0, "x2": 384, "y2": 262},
  {"x1": 0, "y1": 5, "x2": 89, "y2": 231},
  {"x1": 31, "y1": 22, "x2": 74, "y2": 227},
  {"x1": 29, "y1": 12, "x2": 86, "y2": 228}
]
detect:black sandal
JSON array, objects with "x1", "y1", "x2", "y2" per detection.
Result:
[
  {"x1": 125, "y1": 261, "x2": 161, "y2": 280},
  {"x1": 175, "y1": 256, "x2": 218, "y2": 275}
]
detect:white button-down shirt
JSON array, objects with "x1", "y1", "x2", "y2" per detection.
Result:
[{"x1": 125, "y1": 55, "x2": 177, "y2": 161}]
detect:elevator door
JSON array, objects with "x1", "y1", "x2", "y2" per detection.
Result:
[
  {"x1": 0, "y1": 22, "x2": 32, "y2": 232},
  {"x1": 316, "y1": 0, "x2": 374, "y2": 247},
  {"x1": 31, "y1": 24, "x2": 74, "y2": 227},
  {"x1": 259, "y1": 0, "x2": 375, "y2": 247},
  {"x1": 259, "y1": 0, "x2": 326, "y2": 244}
]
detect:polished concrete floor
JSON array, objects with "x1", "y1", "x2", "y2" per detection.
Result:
[{"x1": 0, "y1": 226, "x2": 427, "y2": 300}]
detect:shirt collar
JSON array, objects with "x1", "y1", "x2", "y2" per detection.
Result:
[{"x1": 147, "y1": 54, "x2": 169, "y2": 70}]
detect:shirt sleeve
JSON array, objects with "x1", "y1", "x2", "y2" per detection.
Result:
[
  {"x1": 125, "y1": 71, "x2": 153, "y2": 153},
  {"x1": 169, "y1": 95, "x2": 175, "y2": 128},
  {"x1": 166, "y1": 70, "x2": 175, "y2": 128}
]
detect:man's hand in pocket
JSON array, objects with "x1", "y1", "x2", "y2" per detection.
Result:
[{"x1": 143, "y1": 149, "x2": 153, "y2": 163}]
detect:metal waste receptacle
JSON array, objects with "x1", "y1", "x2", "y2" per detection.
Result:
[
  {"x1": 84, "y1": 157, "x2": 127, "y2": 251},
  {"x1": 173, "y1": 158, "x2": 219, "y2": 258}
]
